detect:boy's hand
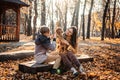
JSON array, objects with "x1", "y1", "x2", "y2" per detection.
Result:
[
  {"x1": 50, "y1": 34, "x2": 56, "y2": 39},
  {"x1": 50, "y1": 34, "x2": 54, "y2": 39}
]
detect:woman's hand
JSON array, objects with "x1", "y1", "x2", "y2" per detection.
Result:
[
  {"x1": 50, "y1": 34, "x2": 53, "y2": 39},
  {"x1": 61, "y1": 39, "x2": 69, "y2": 45}
]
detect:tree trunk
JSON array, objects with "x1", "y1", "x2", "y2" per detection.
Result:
[
  {"x1": 64, "y1": 2, "x2": 68, "y2": 32},
  {"x1": 51, "y1": 0, "x2": 54, "y2": 34},
  {"x1": 75, "y1": 0, "x2": 80, "y2": 29},
  {"x1": 78, "y1": 17, "x2": 83, "y2": 36},
  {"x1": 108, "y1": 4, "x2": 111, "y2": 39},
  {"x1": 27, "y1": 3, "x2": 32, "y2": 36},
  {"x1": 64, "y1": 12, "x2": 67, "y2": 31},
  {"x1": 55, "y1": 4, "x2": 64, "y2": 28},
  {"x1": 101, "y1": 0, "x2": 110, "y2": 40},
  {"x1": 41, "y1": 0, "x2": 46, "y2": 25},
  {"x1": 111, "y1": 0, "x2": 116, "y2": 38},
  {"x1": 50, "y1": 20, "x2": 54, "y2": 34},
  {"x1": 86, "y1": 0, "x2": 94, "y2": 39},
  {"x1": 71, "y1": 7, "x2": 76, "y2": 26},
  {"x1": 33, "y1": 0, "x2": 38, "y2": 40},
  {"x1": 82, "y1": 0, "x2": 87, "y2": 40},
  {"x1": 71, "y1": 0, "x2": 80, "y2": 29}
]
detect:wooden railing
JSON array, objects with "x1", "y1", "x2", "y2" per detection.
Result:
[{"x1": 0, "y1": 24, "x2": 17, "y2": 41}]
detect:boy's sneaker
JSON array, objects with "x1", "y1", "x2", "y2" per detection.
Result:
[
  {"x1": 50, "y1": 69, "x2": 57, "y2": 74},
  {"x1": 50, "y1": 69, "x2": 61, "y2": 74}
]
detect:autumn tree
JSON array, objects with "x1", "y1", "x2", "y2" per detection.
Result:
[
  {"x1": 55, "y1": 0, "x2": 68, "y2": 31},
  {"x1": 33, "y1": 0, "x2": 38, "y2": 40},
  {"x1": 71, "y1": 0, "x2": 80, "y2": 29},
  {"x1": 50, "y1": 0, "x2": 54, "y2": 33},
  {"x1": 101, "y1": 0, "x2": 110, "y2": 40},
  {"x1": 64, "y1": 0, "x2": 68, "y2": 31},
  {"x1": 111, "y1": 0, "x2": 117, "y2": 38},
  {"x1": 86, "y1": 0, "x2": 94, "y2": 39},
  {"x1": 82, "y1": 0, "x2": 87, "y2": 40},
  {"x1": 41, "y1": 0, "x2": 46, "y2": 25},
  {"x1": 27, "y1": 0, "x2": 32, "y2": 36}
]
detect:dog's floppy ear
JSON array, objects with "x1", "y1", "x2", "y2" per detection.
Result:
[{"x1": 56, "y1": 27, "x2": 63, "y2": 36}]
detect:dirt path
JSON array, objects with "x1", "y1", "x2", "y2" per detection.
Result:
[{"x1": 0, "y1": 34, "x2": 34, "y2": 53}]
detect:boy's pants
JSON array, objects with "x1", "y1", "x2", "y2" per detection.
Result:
[
  {"x1": 46, "y1": 51, "x2": 61, "y2": 69},
  {"x1": 34, "y1": 53, "x2": 47, "y2": 64},
  {"x1": 35, "y1": 51, "x2": 61, "y2": 69}
]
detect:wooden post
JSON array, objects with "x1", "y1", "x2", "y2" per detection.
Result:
[
  {"x1": 16, "y1": 7, "x2": 20, "y2": 41},
  {"x1": 0, "y1": 13, "x2": 2, "y2": 38},
  {"x1": 0, "y1": 6, "x2": 1, "y2": 17},
  {"x1": 0, "y1": 12, "x2": 1, "y2": 23},
  {"x1": 0, "y1": 27, "x2": 1, "y2": 39}
]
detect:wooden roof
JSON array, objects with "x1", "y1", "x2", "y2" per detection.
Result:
[{"x1": 0, "y1": 0, "x2": 29, "y2": 7}]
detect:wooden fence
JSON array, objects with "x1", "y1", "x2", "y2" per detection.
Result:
[{"x1": 0, "y1": 24, "x2": 17, "y2": 42}]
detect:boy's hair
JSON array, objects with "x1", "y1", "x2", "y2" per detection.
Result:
[{"x1": 40, "y1": 27, "x2": 50, "y2": 34}]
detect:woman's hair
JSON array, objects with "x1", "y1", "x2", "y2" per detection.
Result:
[
  {"x1": 40, "y1": 26, "x2": 50, "y2": 34},
  {"x1": 70, "y1": 27, "x2": 77, "y2": 48}
]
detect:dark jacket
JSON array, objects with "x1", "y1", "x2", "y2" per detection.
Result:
[{"x1": 35, "y1": 35, "x2": 55, "y2": 55}]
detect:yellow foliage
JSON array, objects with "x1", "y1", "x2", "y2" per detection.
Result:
[
  {"x1": 92, "y1": 13, "x2": 102, "y2": 31},
  {"x1": 20, "y1": 0, "x2": 30, "y2": 14},
  {"x1": 93, "y1": 13, "x2": 120, "y2": 31},
  {"x1": 114, "y1": 22, "x2": 120, "y2": 29}
]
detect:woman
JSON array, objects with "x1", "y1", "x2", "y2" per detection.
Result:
[{"x1": 59, "y1": 27, "x2": 86, "y2": 76}]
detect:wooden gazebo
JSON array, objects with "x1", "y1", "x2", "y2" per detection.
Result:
[{"x1": 0, "y1": 0, "x2": 29, "y2": 42}]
